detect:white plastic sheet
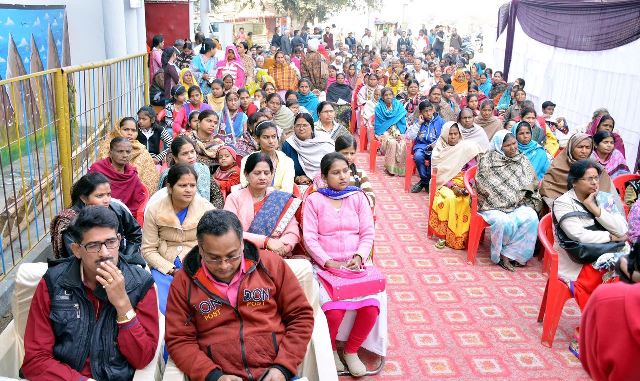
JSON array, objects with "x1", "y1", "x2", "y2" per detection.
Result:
[{"x1": 494, "y1": 20, "x2": 640, "y2": 168}]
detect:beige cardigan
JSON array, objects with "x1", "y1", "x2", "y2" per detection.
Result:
[
  {"x1": 553, "y1": 189, "x2": 628, "y2": 282},
  {"x1": 142, "y1": 193, "x2": 214, "y2": 274}
]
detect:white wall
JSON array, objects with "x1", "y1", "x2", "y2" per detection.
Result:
[
  {"x1": 6, "y1": 0, "x2": 147, "y2": 66},
  {"x1": 494, "y1": 21, "x2": 640, "y2": 169}
]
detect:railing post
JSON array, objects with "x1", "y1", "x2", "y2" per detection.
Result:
[
  {"x1": 54, "y1": 70, "x2": 73, "y2": 207},
  {"x1": 143, "y1": 53, "x2": 150, "y2": 105}
]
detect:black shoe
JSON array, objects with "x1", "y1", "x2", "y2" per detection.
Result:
[{"x1": 411, "y1": 182, "x2": 425, "y2": 193}]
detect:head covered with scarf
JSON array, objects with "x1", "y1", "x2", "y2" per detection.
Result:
[
  {"x1": 540, "y1": 133, "x2": 614, "y2": 201},
  {"x1": 431, "y1": 121, "x2": 484, "y2": 187},
  {"x1": 511, "y1": 121, "x2": 550, "y2": 180},
  {"x1": 475, "y1": 130, "x2": 543, "y2": 213}
]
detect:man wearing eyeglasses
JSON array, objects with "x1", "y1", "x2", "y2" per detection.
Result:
[
  {"x1": 22, "y1": 206, "x2": 159, "y2": 381},
  {"x1": 165, "y1": 209, "x2": 314, "y2": 381}
]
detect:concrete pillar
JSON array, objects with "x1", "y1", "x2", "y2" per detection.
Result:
[
  {"x1": 124, "y1": 0, "x2": 139, "y2": 54},
  {"x1": 102, "y1": 0, "x2": 127, "y2": 58},
  {"x1": 136, "y1": 3, "x2": 147, "y2": 51}
]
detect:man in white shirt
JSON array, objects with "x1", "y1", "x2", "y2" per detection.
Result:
[
  {"x1": 412, "y1": 58, "x2": 433, "y2": 94},
  {"x1": 361, "y1": 29, "x2": 374, "y2": 51}
]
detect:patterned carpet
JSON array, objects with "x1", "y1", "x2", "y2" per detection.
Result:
[{"x1": 353, "y1": 153, "x2": 589, "y2": 381}]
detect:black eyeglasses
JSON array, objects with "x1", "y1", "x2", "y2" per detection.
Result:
[{"x1": 79, "y1": 234, "x2": 121, "y2": 254}]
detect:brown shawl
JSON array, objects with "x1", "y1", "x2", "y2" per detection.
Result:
[
  {"x1": 474, "y1": 114, "x2": 503, "y2": 140},
  {"x1": 540, "y1": 133, "x2": 613, "y2": 201}
]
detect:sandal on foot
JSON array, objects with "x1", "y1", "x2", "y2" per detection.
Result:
[
  {"x1": 569, "y1": 338, "x2": 580, "y2": 359},
  {"x1": 435, "y1": 239, "x2": 446, "y2": 250},
  {"x1": 511, "y1": 260, "x2": 526, "y2": 268},
  {"x1": 344, "y1": 353, "x2": 367, "y2": 377},
  {"x1": 498, "y1": 261, "x2": 516, "y2": 272},
  {"x1": 333, "y1": 350, "x2": 345, "y2": 372}
]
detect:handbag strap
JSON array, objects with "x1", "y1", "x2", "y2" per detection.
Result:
[
  {"x1": 555, "y1": 211, "x2": 592, "y2": 226},
  {"x1": 326, "y1": 266, "x2": 367, "y2": 279}
]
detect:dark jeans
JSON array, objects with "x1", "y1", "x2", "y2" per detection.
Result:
[
  {"x1": 433, "y1": 48, "x2": 443, "y2": 59},
  {"x1": 413, "y1": 148, "x2": 431, "y2": 186}
]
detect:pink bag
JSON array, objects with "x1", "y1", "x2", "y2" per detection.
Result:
[{"x1": 317, "y1": 266, "x2": 386, "y2": 301}]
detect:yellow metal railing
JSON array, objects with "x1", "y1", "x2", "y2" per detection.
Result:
[{"x1": 0, "y1": 53, "x2": 148, "y2": 279}]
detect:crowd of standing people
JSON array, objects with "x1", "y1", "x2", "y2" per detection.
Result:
[{"x1": 17, "y1": 21, "x2": 640, "y2": 381}]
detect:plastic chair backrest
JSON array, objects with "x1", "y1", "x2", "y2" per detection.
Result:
[
  {"x1": 429, "y1": 167, "x2": 438, "y2": 209},
  {"x1": 613, "y1": 173, "x2": 640, "y2": 198},
  {"x1": 538, "y1": 213, "x2": 558, "y2": 278},
  {"x1": 463, "y1": 165, "x2": 479, "y2": 213}
]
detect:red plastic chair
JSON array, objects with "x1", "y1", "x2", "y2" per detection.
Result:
[
  {"x1": 404, "y1": 140, "x2": 430, "y2": 193},
  {"x1": 136, "y1": 184, "x2": 150, "y2": 226},
  {"x1": 463, "y1": 165, "x2": 488, "y2": 264},
  {"x1": 536, "y1": 212, "x2": 573, "y2": 348},
  {"x1": 613, "y1": 173, "x2": 640, "y2": 216},
  {"x1": 426, "y1": 168, "x2": 438, "y2": 239}
]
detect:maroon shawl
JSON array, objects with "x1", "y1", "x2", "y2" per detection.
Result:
[{"x1": 88, "y1": 158, "x2": 146, "y2": 215}]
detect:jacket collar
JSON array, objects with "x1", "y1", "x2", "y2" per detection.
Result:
[
  {"x1": 56, "y1": 256, "x2": 141, "y2": 294},
  {"x1": 183, "y1": 239, "x2": 261, "y2": 278}
]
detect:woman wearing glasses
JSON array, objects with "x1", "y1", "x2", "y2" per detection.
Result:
[
  {"x1": 141, "y1": 164, "x2": 214, "y2": 314},
  {"x1": 224, "y1": 152, "x2": 301, "y2": 258},
  {"x1": 50, "y1": 172, "x2": 144, "y2": 266},
  {"x1": 282, "y1": 112, "x2": 335, "y2": 186},
  {"x1": 552, "y1": 159, "x2": 628, "y2": 358}
]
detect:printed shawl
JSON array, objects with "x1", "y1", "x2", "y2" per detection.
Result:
[
  {"x1": 248, "y1": 190, "x2": 301, "y2": 238},
  {"x1": 476, "y1": 130, "x2": 543, "y2": 213}
]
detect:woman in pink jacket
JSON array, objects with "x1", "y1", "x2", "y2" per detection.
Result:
[
  {"x1": 224, "y1": 152, "x2": 301, "y2": 257},
  {"x1": 215, "y1": 45, "x2": 247, "y2": 89},
  {"x1": 303, "y1": 152, "x2": 387, "y2": 377}
]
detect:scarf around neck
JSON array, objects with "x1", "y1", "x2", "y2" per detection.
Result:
[{"x1": 317, "y1": 185, "x2": 361, "y2": 200}]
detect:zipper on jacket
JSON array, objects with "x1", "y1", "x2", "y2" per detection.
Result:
[
  {"x1": 193, "y1": 266, "x2": 259, "y2": 381},
  {"x1": 74, "y1": 303, "x2": 80, "y2": 318}
]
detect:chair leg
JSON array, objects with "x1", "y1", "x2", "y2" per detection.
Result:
[
  {"x1": 540, "y1": 281, "x2": 572, "y2": 348},
  {"x1": 369, "y1": 140, "x2": 379, "y2": 173},
  {"x1": 466, "y1": 224, "x2": 483, "y2": 265},
  {"x1": 404, "y1": 157, "x2": 415, "y2": 192},
  {"x1": 537, "y1": 279, "x2": 549, "y2": 323},
  {"x1": 358, "y1": 122, "x2": 367, "y2": 153}
]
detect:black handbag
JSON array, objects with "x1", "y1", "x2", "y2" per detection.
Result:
[{"x1": 553, "y1": 211, "x2": 625, "y2": 264}]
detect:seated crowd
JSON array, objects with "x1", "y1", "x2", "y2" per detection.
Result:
[{"x1": 18, "y1": 26, "x2": 640, "y2": 381}]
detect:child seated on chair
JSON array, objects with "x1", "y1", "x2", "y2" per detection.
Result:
[
  {"x1": 405, "y1": 101, "x2": 445, "y2": 193},
  {"x1": 213, "y1": 145, "x2": 241, "y2": 195}
]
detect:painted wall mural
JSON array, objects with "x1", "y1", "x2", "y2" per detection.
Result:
[{"x1": 0, "y1": 5, "x2": 68, "y2": 78}]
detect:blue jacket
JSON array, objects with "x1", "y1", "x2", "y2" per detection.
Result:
[{"x1": 412, "y1": 114, "x2": 445, "y2": 153}]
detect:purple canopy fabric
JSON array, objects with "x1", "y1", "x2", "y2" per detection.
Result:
[{"x1": 497, "y1": 0, "x2": 640, "y2": 80}]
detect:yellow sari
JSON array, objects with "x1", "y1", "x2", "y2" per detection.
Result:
[{"x1": 428, "y1": 172, "x2": 470, "y2": 249}]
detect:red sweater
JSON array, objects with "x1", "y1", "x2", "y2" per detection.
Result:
[
  {"x1": 580, "y1": 282, "x2": 640, "y2": 381},
  {"x1": 165, "y1": 245, "x2": 314, "y2": 381},
  {"x1": 22, "y1": 279, "x2": 159, "y2": 381}
]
